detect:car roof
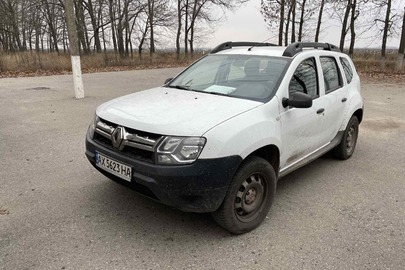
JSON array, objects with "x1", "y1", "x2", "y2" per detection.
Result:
[
  {"x1": 211, "y1": 42, "x2": 342, "y2": 58},
  {"x1": 216, "y1": 46, "x2": 287, "y2": 57}
]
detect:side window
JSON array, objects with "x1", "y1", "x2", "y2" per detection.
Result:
[
  {"x1": 289, "y1": 58, "x2": 318, "y2": 98},
  {"x1": 320, "y1": 57, "x2": 342, "y2": 93},
  {"x1": 340, "y1": 57, "x2": 353, "y2": 83}
]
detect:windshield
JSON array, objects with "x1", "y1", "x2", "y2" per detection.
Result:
[{"x1": 167, "y1": 54, "x2": 289, "y2": 101}]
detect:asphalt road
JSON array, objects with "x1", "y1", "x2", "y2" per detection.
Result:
[{"x1": 1, "y1": 68, "x2": 404, "y2": 270}]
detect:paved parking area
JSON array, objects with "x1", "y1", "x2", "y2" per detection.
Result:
[{"x1": 0, "y1": 69, "x2": 404, "y2": 269}]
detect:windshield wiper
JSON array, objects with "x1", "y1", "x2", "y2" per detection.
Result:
[
  {"x1": 167, "y1": 85, "x2": 190, "y2": 90},
  {"x1": 204, "y1": 91, "x2": 229, "y2": 97}
]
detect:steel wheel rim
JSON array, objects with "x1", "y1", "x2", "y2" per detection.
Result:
[
  {"x1": 234, "y1": 173, "x2": 266, "y2": 223},
  {"x1": 346, "y1": 124, "x2": 357, "y2": 154}
]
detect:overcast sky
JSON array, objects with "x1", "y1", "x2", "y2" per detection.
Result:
[
  {"x1": 204, "y1": 0, "x2": 269, "y2": 48},
  {"x1": 202, "y1": 0, "x2": 405, "y2": 50}
]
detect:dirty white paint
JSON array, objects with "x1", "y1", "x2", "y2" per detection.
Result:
[
  {"x1": 96, "y1": 87, "x2": 262, "y2": 137},
  {"x1": 71, "y1": 55, "x2": 84, "y2": 99}
]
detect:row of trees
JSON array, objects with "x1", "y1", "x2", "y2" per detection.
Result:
[
  {"x1": 261, "y1": 0, "x2": 405, "y2": 69},
  {"x1": 0, "y1": 0, "x2": 247, "y2": 58},
  {"x1": 0, "y1": 0, "x2": 404, "y2": 68}
]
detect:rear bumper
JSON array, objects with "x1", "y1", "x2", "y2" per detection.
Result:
[{"x1": 85, "y1": 132, "x2": 242, "y2": 212}]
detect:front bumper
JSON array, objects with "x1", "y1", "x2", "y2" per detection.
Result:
[{"x1": 85, "y1": 132, "x2": 242, "y2": 213}]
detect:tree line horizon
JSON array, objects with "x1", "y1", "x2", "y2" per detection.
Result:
[{"x1": 0, "y1": 0, "x2": 404, "y2": 68}]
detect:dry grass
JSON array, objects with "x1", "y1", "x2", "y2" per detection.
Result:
[
  {"x1": 352, "y1": 49, "x2": 403, "y2": 74},
  {"x1": 0, "y1": 52, "x2": 71, "y2": 73},
  {"x1": 0, "y1": 51, "x2": 203, "y2": 77},
  {"x1": 0, "y1": 49, "x2": 403, "y2": 79}
]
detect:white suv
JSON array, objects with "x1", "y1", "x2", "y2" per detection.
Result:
[{"x1": 85, "y1": 42, "x2": 363, "y2": 234}]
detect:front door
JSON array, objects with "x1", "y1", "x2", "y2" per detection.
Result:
[{"x1": 279, "y1": 57, "x2": 328, "y2": 169}]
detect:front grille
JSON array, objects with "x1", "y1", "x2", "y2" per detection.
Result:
[{"x1": 93, "y1": 118, "x2": 163, "y2": 163}]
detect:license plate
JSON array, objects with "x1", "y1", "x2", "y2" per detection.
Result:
[{"x1": 95, "y1": 152, "x2": 132, "y2": 182}]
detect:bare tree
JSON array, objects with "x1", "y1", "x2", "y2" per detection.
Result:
[
  {"x1": 370, "y1": 0, "x2": 400, "y2": 68},
  {"x1": 0, "y1": 0, "x2": 24, "y2": 51},
  {"x1": 261, "y1": 0, "x2": 285, "y2": 45},
  {"x1": 82, "y1": 0, "x2": 103, "y2": 52},
  {"x1": 262, "y1": 0, "x2": 318, "y2": 45},
  {"x1": 135, "y1": 13, "x2": 149, "y2": 58},
  {"x1": 284, "y1": 0, "x2": 292, "y2": 45},
  {"x1": 145, "y1": 0, "x2": 172, "y2": 58},
  {"x1": 147, "y1": 0, "x2": 155, "y2": 56},
  {"x1": 348, "y1": 0, "x2": 357, "y2": 57},
  {"x1": 279, "y1": 0, "x2": 285, "y2": 45},
  {"x1": 65, "y1": 0, "x2": 84, "y2": 99},
  {"x1": 183, "y1": 0, "x2": 189, "y2": 54},
  {"x1": 297, "y1": 0, "x2": 306, "y2": 41},
  {"x1": 180, "y1": 0, "x2": 248, "y2": 56},
  {"x1": 291, "y1": 0, "x2": 296, "y2": 43},
  {"x1": 108, "y1": 0, "x2": 117, "y2": 52},
  {"x1": 176, "y1": 0, "x2": 182, "y2": 59},
  {"x1": 43, "y1": 0, "x2": 61, "y2": 53},
  {"x1": 315, "y1": 0, "x2": 325, "y2": 42},
  {"x1": 397, "y1": 7, "x2": 405, "y2": 70},
  {"x1": 339, "y1": 0, "x2": 352, "y2": 51},
  {"x1": 380, "y1": 0, "x2": 392, "y2": 67}
]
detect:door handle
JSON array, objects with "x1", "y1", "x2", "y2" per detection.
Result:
[
  {"x1": 342, "y1": 98, "x2": 347, "y2": 102},
  {"x1": 317, "y1": 108, "x2": 325, "y2": 114}
]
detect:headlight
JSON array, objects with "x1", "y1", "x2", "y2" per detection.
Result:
[
  {"x1": 88, "y1": 113, "x2": 99, "y2": 139},
  {"x1": 156, "y1": 136, "x2": 206, "y2": 165}
]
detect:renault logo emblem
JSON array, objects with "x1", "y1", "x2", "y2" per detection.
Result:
[{"x1": 111, "y1": 126, "x2": 126, "y2": 150}]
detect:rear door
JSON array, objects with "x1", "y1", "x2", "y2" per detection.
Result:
[{"x1": 317, "y1": 56, "x2": 349, "y2": 141}]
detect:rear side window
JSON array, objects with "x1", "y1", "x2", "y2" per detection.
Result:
[
  {"x1": 289, "y1": 58, "x2": 318, "y2": 98},
  {"x1": 340, "y1": 57, "x2": 353, "y2": 83},
  {"x1": 320, "y1": 57, "x2": 342, "y2": 93}
]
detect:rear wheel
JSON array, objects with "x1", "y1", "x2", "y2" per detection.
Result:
[
  {"x1": 212, "y1": 156, "x2": 276, "y2": 234},
  {"x1": 333, "y1": 116, "x2": 359, "y2": 160}
]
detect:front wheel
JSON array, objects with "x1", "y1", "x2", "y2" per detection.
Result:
[
  {"x1": 333, "y1": 116, "x2": 359, "y2": 160},
  {"x1": 212, "y1": 156, "x2": 276, "y2": 234}
]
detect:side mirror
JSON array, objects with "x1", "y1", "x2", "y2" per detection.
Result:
[
  {"x1": 282, "y1": 92, "x2": 312, "y2": 108},
  {"x1": 164, "y1": 78, "x2": 173, "y2": 84}
]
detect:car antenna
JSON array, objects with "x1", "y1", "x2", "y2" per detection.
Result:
[{"x1": 248, "y1": 38, "x2": 273, "y2": 51}]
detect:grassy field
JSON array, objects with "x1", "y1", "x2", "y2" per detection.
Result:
[
  {"x1": 351, "y1": 49, "x2": 403, "y2": 73},
  {"x1": 0, "y1": 49, "x2": 403, "y2": 79},
  {"x1": 0, "y1": 51, "x2": 203, "y2": 78}
]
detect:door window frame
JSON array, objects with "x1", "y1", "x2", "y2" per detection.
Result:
[
  {"x1": 288, "y1": 57, "x2": 320, "y2": 100},
  {"x1": 320, "y1": 56, "x2": 343, "y2": 94}
]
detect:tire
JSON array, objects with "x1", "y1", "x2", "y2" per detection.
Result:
[
  {"x1": 333, "y1": 116, "x2": 359, "y2": 160},
  {"x1": 212, "y1": 156, "x2": 276, "y2": 234}
]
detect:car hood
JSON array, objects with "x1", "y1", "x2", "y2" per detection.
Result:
[{"x1": 96, "y1": 87, "x2": 262, "y2": 136}]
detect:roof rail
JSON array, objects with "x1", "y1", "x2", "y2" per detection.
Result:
[
  {"x1": 283, "y1": 42, "x2": 340, "y2": 57},
  {"x1": 211, "y1": 41, "x2": 277, "y2": 54}
]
